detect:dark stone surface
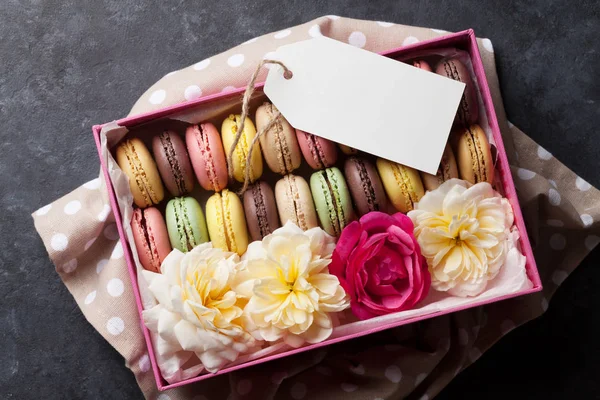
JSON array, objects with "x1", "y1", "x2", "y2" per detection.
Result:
[{"x1": 0, "y1": 0, "x2": 598, "y2": 399}]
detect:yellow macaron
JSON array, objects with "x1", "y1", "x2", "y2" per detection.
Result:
[
  {"x1": 205, "y1": 189, "x2": 249, "y2": 255},
  {"x1": 454, "y1": 124, "x2": 495, "y2": 184},
  {"x1": 221, "y1": 114, "x2": 263, "y2": 183},
  {"x1": 376, "y1": 158, "x2": 425, "y2": 213},
  {"x1": 116, "y1": 137, "x2": 164, "y2": 208}
]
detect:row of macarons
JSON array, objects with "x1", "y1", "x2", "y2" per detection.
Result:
[
  {"x1": 132, "y1": 120, "x2": 494, "y2": 274},
  {"x1": 115, "y1": 102, "x2": 362, "y2": 210}
]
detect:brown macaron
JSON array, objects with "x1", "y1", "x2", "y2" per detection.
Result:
[
  {"x1": 243, "y1": 181, "x2": 281, "y2": 241},
  {"x1": 420, "y1": 144, "x2": 459, "y2": 191},
  {"x1": 455, "y1": 124, "x2": 494, "y2": 184},
  {"x1": 344, "y1": 157, "x2": 388, "y2": 216},
  {"x1": 256, "y1": 102, "x2": 302, "y2": 175},
  {"x1": 152, "y1": 130, "x2": 194, "y2": 196},
  {"x1": 435, "y1": 58, "x2": 479, "y2": 126}
]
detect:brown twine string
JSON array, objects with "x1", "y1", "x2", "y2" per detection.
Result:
[{"x1": 226, "y1": 59, "x2": 293, "y2": 193}]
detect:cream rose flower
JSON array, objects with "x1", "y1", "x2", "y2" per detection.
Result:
[
  {"x1": 408, "y1": 179, "x2": 514, "y2": 297},
  {"x1": 142, "y1": 242, "x2": 258, "y2": 373},
  {"x1": 233, "y1": 222, "x2": 350, "y2": 347}
]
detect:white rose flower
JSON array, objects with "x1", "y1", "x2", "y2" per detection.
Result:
[
  {"x1": 142, "y1": 242, "x2": 258, "y2": 373},
  {"x1": 408, "y1": 179, "x2": 515, "y2": 297},
  {"x1": 233, "y1": 222, "x2": 349, "y2": 347}
]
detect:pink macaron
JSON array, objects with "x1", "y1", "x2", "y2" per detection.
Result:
[
  {"x1": 131, "y1": 207, "x2": 172, "y2": 273},
  {"x1": 296, "y1": 129, "x2": 338, "y2": 170},
  {"x1": 186, "y1": 122, "x2": 228, "y2": 192},
  {"x1": 413, "y1": 60, "x2": 432, "y2": 71}
]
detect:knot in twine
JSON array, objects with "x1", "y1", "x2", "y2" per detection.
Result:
[{"x1": 227, "y1": 59, "x2": 293, "y2": 195}]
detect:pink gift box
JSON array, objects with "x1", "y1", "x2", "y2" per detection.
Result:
[{"x1": 92, "y1": 29, "x2": 542, "y2": 391}]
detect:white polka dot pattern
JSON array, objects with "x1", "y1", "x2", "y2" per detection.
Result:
[
  {"x1": 552, "y1": 270, "x2": 568, "y2": 285},
  {"x1": 341, "y1": 383, "x2": 358, "y2": 392},
  {"x1": 148, "y1": 89, "x2": 166, "y2": 105},
  {"x1": 547, "y1": 219, "x2": 564, "y2": 227},
  {"x1": 537, "y1": 146, "x2": 553, "y2": 160},
  {"x1": 581, "y1": 214, "x2": 593, "y2": 227},
  {"x1": 274, "y1": 29, "x2": 291, "y2": 39},
  {"x1": 184, "y1": 85, "x2": 203, "y2": 101},
  {"x1": 548, "y1": 188, "x2": 561, "y2": 206},
  {"x1": 36, "y1": 204, "x2": 52, "y2": 216},
  {"x1": 97, "y1": 204, "x2": 111, "y2": 222},
  {"x1": 62, "y1": 258, "x2": 78, "y2": 273},
  {"x1": 585, "y1": 235, "x2": 600, "y2": 250},
  {"x1": 227, "y1": 54, "x2": 245, "y2": 67},
  {"x1": 193, "y1": 59, "x2": 211, "y2": 70},
  {"x1": 377, "y1": 21, "x2": 394, "y2": 27},
  {"x1": 63, "y1": 200, "x2": 82, "y2": 215},
  {"x1": 517, "y1": 168, "x2": 536, "y2": 180},
  {"x1": 348, "y1": 31, "x2": 367, "y2": 48},
  {"x1": 138, "y1": 354, "x2": 150, "y2": 372},
  {"x1": 349, "y1": 363, "x2": 365, "y2": 375},
  {"x1": 308, "y1": 24, "x2": 322, "y2": 37},
  {"x1": 84, "y1": 290, "x2": 96, "y2": 305},
  {"x1": 51, "y1": 233, "x2": 69, "y2": 251},
  {"x1": 111, "y1": 242, "x2": 124, "y2": 259},
  {"x1": 107, "y1": 316, "x2": 125, "y2": 335},
  {"x1": 96, "y1": 259, "x2": 108, "y2": 274},
  {"x1": 385, "y1": 365, "x2": 402, "y2": 383},
  {"x1": 549, "y1": 233, "x2": 566, "y2": 250},
  {"x1": 402, "y1": 36, "x2": 419, "y2": 46},
  {"x1": 481, "y1": 38, "x2": 494, "y2": 53},
  {"x1": 107, "y1": 278, "x2": 124, "y2": 297},
  {"x1": 103, "y1": 224, "x2": 120, "y2": 240},
  {"x1": 83, "y1": 178, "x2": 101, "y2": 189},
  {"x1": 84, "y1": 238, "x2": 96, "y2": 251},
  {"x1": 576, "y1": 176, "x2": 592, "y2": 191}
]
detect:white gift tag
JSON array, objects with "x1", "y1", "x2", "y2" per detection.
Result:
[{"x1": 264, "y1": 36, "x2": 466, "y2": 174}]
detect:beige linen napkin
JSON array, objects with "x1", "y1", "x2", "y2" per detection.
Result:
[{"x1": 33, "y1": 16, "x2": 600, "y2": 400}]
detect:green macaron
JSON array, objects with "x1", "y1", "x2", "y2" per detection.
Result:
[
  {"x1": 165, "y1": 196, "x2": 209, "y2": 252},
  {"x1": 310, "y1": 167, "x2": 357, "y2": 236}
]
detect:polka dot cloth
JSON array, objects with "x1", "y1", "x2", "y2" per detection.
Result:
[{"x1": 32, "y1": 15, "x2": 600, "y2": 400}]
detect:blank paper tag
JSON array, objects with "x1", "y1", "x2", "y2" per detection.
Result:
[{"x1": 264, "y1": 36, "x2": 465, "y2": 174}]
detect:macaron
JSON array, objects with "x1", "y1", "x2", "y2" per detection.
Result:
[
  {"x1": 376, "y1": 159, "x2": 425, "y2": 214},
  {"x1": 165, "y1": 196, "x2": 209, "y2": 253},
  {"x1": 274, "y1": 174, "x2": 318, "y2": 231},
  {"x1": 116, "y1": 138, "x2": 164, "y2": 208},
  {"x1": 186, "y1": 122, "x2": 228, "y2": 192},
  {"x1": 338, "y1": 143, "x2": 358, "y2": 155},
  {"x1": 131, "y1": 207, "x2": 172, "y2": 273},
  {"x1": 296, "y1": 129, "x2": 338, "y2": 169},
  {"x1": 310, "y1": 167, "x2": 356, "y2": 237},
  {"x1": 221, "y1": 114, "x2": 263, "y2": 183},
  {"x1": 435, "y1": 58, "x2": 479, "y2": 126},
  {"x1": 344, "y1": 157, "x2": 388, "y2": 216},
  {"x1": 413, "y1": 60, "x2": 432, "y2": 72},
  {"x1": 455, "y1": 124, "x2": 494, "y2": 184},
  {"x1": 152, "y1": 130, "x2": 194, "y2": 196},
  {"x1": 420, "y1": 144, "x2": 459, "y2": 191},
  {"x1": 243, "y1": 181, "x2": 280, "y2": 241},
  {"x1": 256, "y1": 102, "x2": 301, "y2": 175},
  {"x1": 206, "y1": 189, "x2": 249, "y2": 255}
]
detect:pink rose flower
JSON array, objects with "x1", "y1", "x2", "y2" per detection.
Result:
[{"x1": 330, "y1": 212, "x2": 430, "y2": 320}]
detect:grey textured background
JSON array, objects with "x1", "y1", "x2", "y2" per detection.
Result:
[{"x1": 1, "y1": 0, "x2": 599, "y2": 399}]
